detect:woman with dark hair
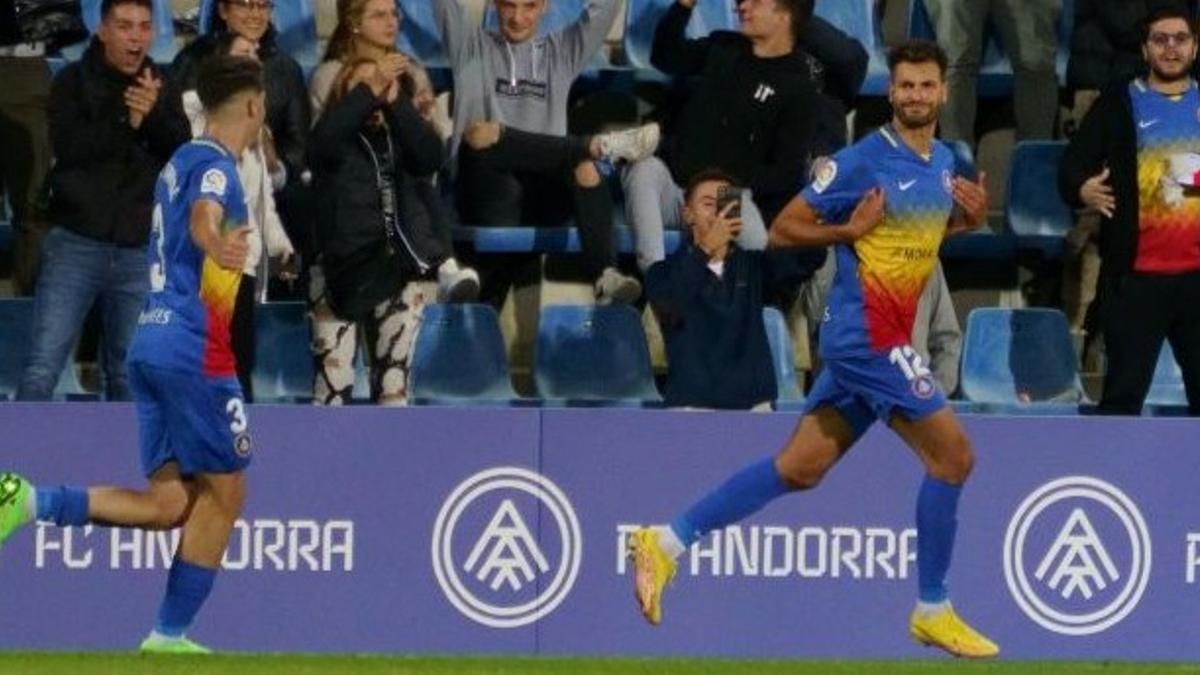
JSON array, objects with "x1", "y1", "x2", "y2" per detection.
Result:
[
  {"x1": 307, "y1": 58, "x2": 463, "y2": 405},
  {"x1": 171, "y1": 0, "x2": 311, "y2": 254},
  {"x1": 181, "y1": 33, "x2": 296, "y2": 402}
]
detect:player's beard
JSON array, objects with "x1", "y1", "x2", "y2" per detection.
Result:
[{"x1": 895, "y1": 102, "x2": 940, "y2": 130}]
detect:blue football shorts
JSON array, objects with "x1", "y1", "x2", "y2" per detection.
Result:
[
  {"x1": 802, "y1": 345, "x2": 947, "y2": 436},
  {"x1": 128, "y1": 361, "x2": 253, "y2": 477}
]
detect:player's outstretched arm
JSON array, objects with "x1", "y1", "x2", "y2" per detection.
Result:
[
  {"x1": 946, "y1": 172, "x2": 988, "y2": 237},
  {"x1": 768, "y1": 188, "x2": 885, "y2": 249},
  {"x1": 190, "y1": 200, "x2": 249, "y2": 271}
]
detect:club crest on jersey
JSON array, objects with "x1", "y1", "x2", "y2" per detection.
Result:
[
  {"x1": 234, "y1": 432, "x2": 253, "y2": 458},
  {"x1": 912, "y1": 373, "x2": 937, "y2": 400},
  {"x1": 942, "y1": 169, "x2": 953, "y2": 195},
  {"x1": 201, "y1": 168, "x2": 228, "y2": 198},
  {"x1": 811, "y1": 157, "x2": 837, "y2": 194}
]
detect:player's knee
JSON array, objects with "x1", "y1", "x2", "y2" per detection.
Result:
[
  {"x1": 775, "y1": 453, "x2": 832, "y2": 490},
  {"x1": 151, "y1": 489, "x2": 192, "y2": 530},
  {"x1": 930, "y1": 438, "x2": 974, "y2": 485},
  {"x1": 574, "y1": 161, "x2": 601, "y2": 188}
]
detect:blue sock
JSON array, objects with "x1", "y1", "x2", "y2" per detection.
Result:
[
  {"x1": 916, "y1": 475, "x2": 962, "y2": 603},
  {"x1": 670, "y1": 456, "x2": 792, "y2": 547},
  {"x1": 154, "y1": 559, "x2": 218, "y2": 638},
  {"x1": 35, "y1": 486, "x2": 90, "y2": 527}
]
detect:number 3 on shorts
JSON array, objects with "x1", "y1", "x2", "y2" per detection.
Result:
[
  {"x1": 888, "y1": 345, "x2": 931, "y2": 382},
  {"x1": 226, "y1": 397, "x2": 248, "y2": 434}
]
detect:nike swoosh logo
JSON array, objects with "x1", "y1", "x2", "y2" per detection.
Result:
[
  {"x1": 898, "y1": 179, "x2": 918, "y2": 191},
  {"x1": 1139, "y1": 119, "x2": 1160, "y2": 129}
]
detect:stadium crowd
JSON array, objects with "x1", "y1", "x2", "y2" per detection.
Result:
[{"x1": 0, "y1": 0, "x2": 1198, "y2": 415}]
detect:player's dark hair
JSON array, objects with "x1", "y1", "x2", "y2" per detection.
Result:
[
  {"x1": 773, "y1": 0, "x2": 815, "y2": 43},
  {"x1": 196, "y1": 55, "x2": 264, "y2": 112},
  {"x1": 887, "y1": 39, "x2": 948, "y2": 78},
  {"x1": 1142, "y1": 7, "x2": 1197, "y2": 44},
  {"x1": 684, "y1": 168, "x2": 740, "y2": 202},
  {"x1": 100, "y1": 0, "x2": 153, "y2": 20}
]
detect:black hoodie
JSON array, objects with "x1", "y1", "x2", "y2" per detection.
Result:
[
  {"x1": 652, "y1": 4, "x2": 867, "y2": 222},
  {"x1": 46, "y1": 41, "x2": 189, "y2": 246}
]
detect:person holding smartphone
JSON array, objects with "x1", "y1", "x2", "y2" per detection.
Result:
[{"x1": 644, "y1": 169, "x2": 785, "y2": 410}]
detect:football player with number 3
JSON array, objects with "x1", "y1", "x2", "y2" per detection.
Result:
[
  {"x1": 0, "y1": 55, "x2": 267, "y2": 655},
  {"x1": 628, "y1": 40, "x2": 998, "y2": 658}
]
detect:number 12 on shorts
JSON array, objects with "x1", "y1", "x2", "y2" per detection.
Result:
[{"x1": 889, "y1": 345, "x2": 931, "y2": 382}]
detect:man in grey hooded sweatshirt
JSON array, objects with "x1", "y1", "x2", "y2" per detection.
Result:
[{"x1": 434, "y1": 0, "x2": 660, "y2": 305}]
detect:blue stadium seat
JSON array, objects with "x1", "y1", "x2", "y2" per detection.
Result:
[
  {"x1": 960, "y1": 308, "x2": 1087, "y2": 413},
  {"x1": 252, "y1": 301, "x2": 313, "y2": 403},
  {"x1": 398, "y1": 0, "x2": 447, "y2": 65},
  {"x1": 624, "y1": 0, "x2": 737, "y2": 70},
  {"x1": 410, "y1": 303, "x2": 523, "y2": 405},
  {"x1": 200, "y1": 0, "x2": 317, "y2": 67},
  {"x1": 1146, "y1": 343, "x2": 1186, "y2": 408},
  {"x1": 1005, "y1": 141, "x2": 1073, "y2": 257},
  {"x1": 534, "y1": 304, "x2": 662, "y2": 406},
  {"x1": 813, "y1": 0, "x2": 889, "y2": 95},
  {"x1": 67, "y1": 0, "x2": 176, "y2": 62},
  {"x1": 452, "y1": 225, "x2": 682, "y2": 255},
  {"x1": 0, "y1": 299, "x2": 95, "y2": 401},
  {"x1": 762, "y1": 307, "x2": 804, "y2": 410}
]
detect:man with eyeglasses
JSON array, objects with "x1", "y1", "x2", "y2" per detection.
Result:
[{"x1": 1060, "y1": 7, "x2": 1200, "y2": 416}]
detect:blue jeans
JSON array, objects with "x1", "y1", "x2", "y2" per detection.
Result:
[{"x1": 17, "y1": 226, "x2": 148, "y2": 401}]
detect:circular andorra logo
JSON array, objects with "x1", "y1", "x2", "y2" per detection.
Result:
[
  {"x1": 1003, "y1": 476, "x2": 1152, "y2": 636},
  {"x1": 431, "y1": 467, "x2": 582, "y2": 628}
]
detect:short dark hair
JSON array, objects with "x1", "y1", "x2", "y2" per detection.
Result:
[
  {"x1": 197, "y1": 55, "x2": 264, "y2": 111},
  {"x1": 1142, "y1": 7, "x2": 1197, "y2": 44},
  {"x1": 100, "y1": 0, "x2": 153, "y2": 20},
  {"x1": 887, "y1": 39, "x2": 948, "y2": 77},
  {"x1": 684, "y1": 168, "x2": 740, "y2": 202},
  {"x1": 774, "y1": 0, "x2": 815, "y2": 42}
]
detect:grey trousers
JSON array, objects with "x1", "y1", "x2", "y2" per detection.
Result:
[
  {"x1": 621, "y1": 156, "x2": 768, "y2": 271},
  {"x1": 924, "y1": 0, "x2": 1060, "y2": 143}
]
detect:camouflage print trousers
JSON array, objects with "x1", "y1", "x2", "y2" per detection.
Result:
[{"x1": 308, "y1": 264, "x2": 433, "y2": 405}]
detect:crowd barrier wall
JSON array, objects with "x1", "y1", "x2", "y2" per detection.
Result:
[{"x1": 1, "y1": 404, "x2": 1197, "y2": 660}]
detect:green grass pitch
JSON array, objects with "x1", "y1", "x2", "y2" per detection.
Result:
[{"x1": 0, "y1": 655, "x2": 1193, "y2": 675}]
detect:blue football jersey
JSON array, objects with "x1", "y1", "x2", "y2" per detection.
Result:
[
  {"x1": 128, "y1": 138, "x2": 247, "y2": 376},
  {"x1": 801, "y1": 126, "x2": 956, "y2": 358}
]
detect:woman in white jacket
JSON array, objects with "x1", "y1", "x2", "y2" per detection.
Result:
[{"x1": 182, "y1": 33, "x2": 296, "y2": 401}]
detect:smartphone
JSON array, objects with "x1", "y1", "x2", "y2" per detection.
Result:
[{"x1": 716, "y1": 185, "x2": 742, "y2": 219}]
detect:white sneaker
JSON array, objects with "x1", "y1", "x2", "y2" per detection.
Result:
[
  {"x1": 597, "y1": 123, "x2": 660, "y2": 164},
  {"x1": 437, "y1": 259, "x2": 480, "y2": 303},
  {"x1": 595, "y1": 267, "x2": 642, "y2": 305}
]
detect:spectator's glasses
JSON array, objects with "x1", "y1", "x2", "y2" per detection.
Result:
[
  {"x1": 1148, "y1": 32, "x2": 1194, "y2": 48},
  {"x1": 222, "y1": 0, "x2": 275, "y2": 12}
]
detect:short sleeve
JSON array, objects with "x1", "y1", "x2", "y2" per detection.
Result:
[
  {"x1": 800, "y1": 149, "x2": 871, "y2": 225},
  {"x1": 187, "y1": 158, "x2": 238, "y2": 213}
]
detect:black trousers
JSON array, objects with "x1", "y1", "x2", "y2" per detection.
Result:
[
  {"x1": 1099, "y1": 270, "x2": 1200, "y2": 415},
  {"x1": 455, "y1": 127, "x2": 616, "y2": 303},
  {"x1": 231, "y1": 273, "x2": 257, "y2": 402}
]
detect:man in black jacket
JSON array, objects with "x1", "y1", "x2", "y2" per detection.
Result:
[
  {"x1": 17, "y1": 0, "x2": 189, "y2": 401},
  {"x1": 646, "y1": 169, "x2": 779, "y2": 410},
  {"x1": 622, "y1": 0, "x2": 866, "y2": 274},
  {"x1": 1059, "y1": 7, "x2": 1200, "y2": 415}
]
